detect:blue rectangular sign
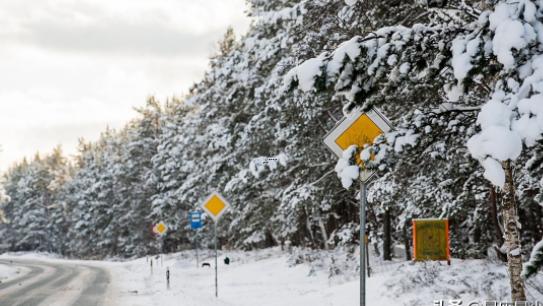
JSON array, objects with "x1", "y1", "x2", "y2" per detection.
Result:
[{"x1": 190, "y1": 211, "x2": 203, "y2": 230}]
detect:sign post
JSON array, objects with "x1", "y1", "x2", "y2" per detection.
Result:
[
  {"x1": 323, "y1": 108, "x2": 392, "y2": 306},
  {"x1": 360, "y1": 180, "x2": 367, "y2": 303},
  {"x1": 190, "y1": 211, "x2": 203, "y2": 268},
  {"x1": 201, "y1": 192, "x2": 230, "y2": 298},
  {"x1": 153, "y1": 221, "x2": 168, "y2": 267}
]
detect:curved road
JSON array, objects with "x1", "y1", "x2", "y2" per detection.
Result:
[{"x1": 0, "y1": 259, "x2": 110, "y2": 306}]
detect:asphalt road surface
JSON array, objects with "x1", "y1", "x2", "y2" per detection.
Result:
[{"x1": 0, "y1": 259, "x2": 110, "y2": 306}]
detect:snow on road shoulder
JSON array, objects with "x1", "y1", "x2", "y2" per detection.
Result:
[
  {"x1": 4, "y1": 249, "x2": 542, "y2": 306},
  {"x1": 0, "y1": 260, "x2": 27, "y2": 284},
  {"x1": 106, "y1": 247, "x2": 370, "y2": 306},
  {"x1": 105, "y1": 248, "x2": 525, "y2": 306}
]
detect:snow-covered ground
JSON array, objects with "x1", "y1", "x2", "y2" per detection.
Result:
[
  {"x1": 2, "y1": 248, "x2": 543, "y2": 306},
  {"x1": 108, "y1": 248, "x2": 543, "y2": 306},
  {"x1": 109, "y1": 248, "x2": 359, "y2": 306},
  {"x1": 0, "y1": 260, "x2": 25, "y2": 283}
]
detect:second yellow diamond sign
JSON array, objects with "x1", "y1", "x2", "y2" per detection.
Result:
[
  {"x1": 153, "y1": 221, "x2": 168, "y2": 236},
  {"x1": 201, "y1": 192, "x2": 230, "y2": 222}
]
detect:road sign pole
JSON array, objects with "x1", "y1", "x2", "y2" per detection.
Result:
[
  {"x1": 200, "y1": 192, "x2": 230, "y2": 298},
  {"x1": 360, "y1": 180, "x2": 367, "y2": 306},
  {"x1": 322, "y1": 107, "x2": 392, "y2": 306},
  {"x1": 196, "y1": 231, "x2": 200, "y2": 268},
  {"x1": 214, "y1": 221, "x2": 218, "y2": 298}
]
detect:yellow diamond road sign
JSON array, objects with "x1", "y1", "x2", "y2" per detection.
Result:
[
  {"x1": 323, "y1": 108, "x2": 392, "y2": 181},
  {"x1": 154, "y1": 221, "x2": 167, "y2": 236},
  {"x1": 201, "y1": 192, "x2": 230, "y2": 222}
]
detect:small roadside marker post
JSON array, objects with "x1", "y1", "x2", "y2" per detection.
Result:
[
  {"x1": 166, "y1": 267, "x2": 170, "y2": 290},
  {"x1": 201, "y1": 192, "x2": 230, "y2": 298},
  {"x1": 323, "y1": 108, "x2": 392, "y2": 306},
  {"x1": 365, "y1": 234, "x2": 371, "y2": 277}
]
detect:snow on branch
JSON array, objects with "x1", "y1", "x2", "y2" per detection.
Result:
[
  {"x1": 249, "y1": 153, "x2": 289, "y2": 177},
  {"x1": 334, "y1": 145, "x2": 360, "y2": 189},
  {"x1": 468, "y1": 1, "x2": 543, "y2": 187},
  {"x1": 285, "y1": 0, "x2": 543, "y2": 188},
  {"x1": 523, "y1": 238, "x2": 543, "y2": 279}
]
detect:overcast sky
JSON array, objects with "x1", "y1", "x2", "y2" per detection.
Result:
[{"x1": 0, "y1": 0, "x2": 250, "y2": 171}]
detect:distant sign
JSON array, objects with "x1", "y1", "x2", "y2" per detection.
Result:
[
  {"x1": 153, "y1": 221, "x2": 168, "y2": 236},
  {"x1": 201, "y1": 192, "x2": 230, "y2": 222},
  {"x1": 323, "y1": 108, "x2": 392, "y2": 182},
  {"x1": 412, "y1": 219, "x2": 450, "y2": 262},
  {"x1": 190, "y1": 211, "x2": 203, "y2": 230}
]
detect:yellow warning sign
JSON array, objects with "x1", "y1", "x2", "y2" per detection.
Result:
[
  {"x1": 154, "y1": 221, "x2": 168, "y2": 236},
  {"x1": 201, "y1": 192, "x2": 230, "y2": 222},
  {"x1": 323, "y1": 108, "x2": 392, "y2": 181},
  {"x1": 335, "y1": 114, "x2": 384, "y2": 153},
  {"x1": 412, "y1": 219, "x2": 450, "y2": 262}
]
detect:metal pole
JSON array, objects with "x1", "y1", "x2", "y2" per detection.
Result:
[
  {"x1": 166, "y1": 267, "x2": 170, "y2": 290},
  {"x1": 214, "y1": 221, "x2": 218, "y2": 298},
  {"x1": 366, "y1": 235, "x2": 371, "y2": 278},
  {"x1": 196, "y1": 232, "x2": 200, "y2": 268},
  {"x1": 360, "y1": 181, "x2": 367, "y2": 306}
]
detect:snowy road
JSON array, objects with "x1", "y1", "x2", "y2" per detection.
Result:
[{"x1": 0, "y1": 259, "x2": 111, "y2": 306}]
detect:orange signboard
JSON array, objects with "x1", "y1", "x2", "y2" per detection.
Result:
[{"x1": 412, "y1": 219, "x2": 450, "y2": 263}]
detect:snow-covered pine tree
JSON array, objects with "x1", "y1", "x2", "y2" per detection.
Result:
[
  {"x1": 42, "y1": 146, "x2": 72, "y2": 254},
  {"x1": 115, "y1": 98, "x2": 162, "y2": 256},
  {"x1": 0, "y1": 159, "x2": 29, "y2": 251},
  {"x1": 147, "y1": 99, "x2": 199, "y2": 251},
  {"x1": 286, "y1": 0, "x2": 543, "y2": 300},
  {"x1": 0, "y1": 150, "x2": 70, "y2": 253},
  {"x1": 1, "y1": 1, "x2": 542, "y2": 278},
  {"x1": 523, "y1": 238, "x2": 543, "y2": 279}
]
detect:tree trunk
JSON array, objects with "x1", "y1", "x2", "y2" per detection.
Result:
[
  {"x1": 403, "y1": 219, "x2": 411, "y2": 261},
  {"x1": 489, "y1": 186, "x2": 507, "y2": 262},
  {"x1": 501, "y1": 160, "x2": 526, "y2": 302},
  {"x1": 383, "y1": 208, "x2": 392, "y2": 261},
  {"x1": 317, "y1": 217, "x2": 329, "y2": 249}
]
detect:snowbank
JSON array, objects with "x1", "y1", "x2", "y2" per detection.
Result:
[
  {"x1": 0, "y1": 262, "x2": 24, "y2": 284},
  {"x1": 90, "y1": 248, "x2": 543, "y2": 306},
  {"x1": 4, "y1": 248, "x2": 543, "y2": 305}
]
